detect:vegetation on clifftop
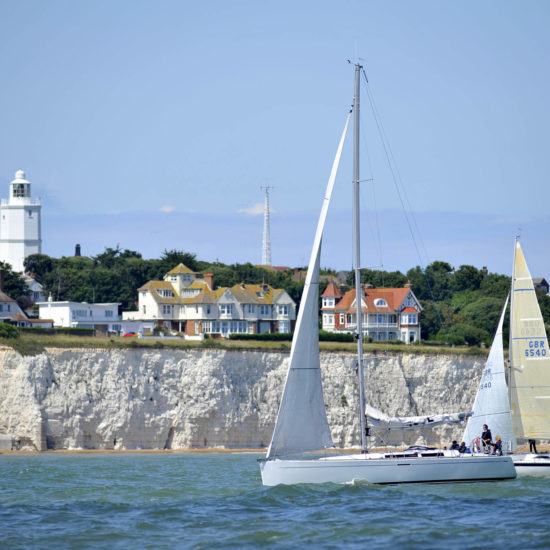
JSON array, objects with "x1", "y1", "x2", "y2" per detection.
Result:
[{"x1": 9, "y1": 248, "x2": 548, "y2": 348}]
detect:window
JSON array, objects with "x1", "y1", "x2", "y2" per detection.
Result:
[
  {"x1": 220, "y1": 304, "x2": 232, "y2": 315},
  {"x1": 0, "y1": 305, "x2": 3, "y2": 312},
  {"x1": 27, "y1": 209, "x2": 33, "y2": 218},
  {"x1": 401, "y1": 313, "x2": 418, "y2": 325},
  {"x1": 206, "y1": 305, "x2": 211, "y2": 315},
  {"x1": 278, "y1": 304, "x2": 288, "y2": 315},
  {"x1": 143, "y1": 305, "x2": 146, "y2": 314},
  {"x1": 374, "y1": 298, "x2": 387, "y2": 307},
  {"x1": 322, "y1": 297, "x2": 335, "y2": 308},
  {"x1": 162, "y1": 305, "x2": 172, "y2": 315},
  {"x1": 278, "y1": 320, "x2": 290, "y2": 333},
  {"x1": 171, "y1": 276, "x2": 177, "y2": 282},
  {"x1": 260, "y1": 305, "x2": 270, "y2": 315},
  {"x1": 248, "y1": 304, "x2": 255, "y2": 314},
  {"x1": 183, "y1": 274, "x2": 192, "y2": 282},
  {"x1": 105, "y1": 310, "x2": 113, "y2": 318},
  {"x1": 339, "y1": 314, "x2": 345, "y2": 324}
]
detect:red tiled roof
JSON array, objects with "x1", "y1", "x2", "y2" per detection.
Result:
[
  {"x1": 322, "y1": 282, "x2": 342, "y2": 299},
  {"x1": 335, "y1": 287, "x2": 415, "y2": 314},
  {"x1": 401, "y1": 307, "x2": 417, "y2": 313}
]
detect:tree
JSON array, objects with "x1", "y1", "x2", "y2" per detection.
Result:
[
  {"x1": 0, "y1": 261, "x2": 30, "y2": 307},
  {"x1": 453, "y1": 265, "x2": 483, "y2": 292}
]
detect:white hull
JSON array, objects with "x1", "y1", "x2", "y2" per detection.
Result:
[
  {"x1": 512, "y1": 453, "x2": 550, "y2": 476},
  {"x1": 260, "y1": 453, "x2": 516, "y2": 486}
]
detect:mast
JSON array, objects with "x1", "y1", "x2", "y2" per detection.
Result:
[
  {"x1": 508, "y1": 236, "x2": 518, "y2": 406},
  {"x1": 353, "y1": 62, "x2": 368, "y2": 453}
]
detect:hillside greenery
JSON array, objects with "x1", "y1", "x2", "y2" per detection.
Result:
[{"x1": 9, "y1": 249, "x2": 548, "y2": 347}]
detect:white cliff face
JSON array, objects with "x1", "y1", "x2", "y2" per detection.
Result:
[{"x1": 0, "y1": 347, "x2": 483, "y2": 451}]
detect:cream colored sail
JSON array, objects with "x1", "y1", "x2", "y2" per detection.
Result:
[
  {"x1": 266, "y1": 113, "x2": 351, "y2": 458},
  {"x1": 509, "y1": 240, "x2": 550, "y2": 441}
]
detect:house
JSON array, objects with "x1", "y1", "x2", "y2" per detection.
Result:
[
  {"x1": 321, "y1": 281, "x2": 422, "y2": 343},
  {"x1": 533, "y1": 278, "x2": 549, "y2": 295},
  {"x1": 37, "y1": 296, "x2": 121, "y2": 334},
  {"x1": 0, "y1": 289, "x2": 29, "y2": 322},
  {"x1": 123, "y1": 264, "x2": 297, "y2": 337}
]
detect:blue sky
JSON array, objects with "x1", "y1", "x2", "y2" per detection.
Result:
[{"x1": 1, "y1": 1, "x2": 549, "y2": 278}]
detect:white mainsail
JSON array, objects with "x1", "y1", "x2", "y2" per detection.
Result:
[
  {"x1": 367, "y1": 404, "x2": 470, "y2": 431},
  {"x1": 509, "y1": 240, "x2": 550, "y2": 441},
  {"x1": 266, "y1": 113, "x2": 351, "y2": 458},
  {"x1": 462, "y1": 296, "x2": 516, "y2": 449}
]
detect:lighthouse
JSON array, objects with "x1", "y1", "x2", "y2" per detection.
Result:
[{"x1": 0, "y1": 170, "x2": 42, "y2": 272}]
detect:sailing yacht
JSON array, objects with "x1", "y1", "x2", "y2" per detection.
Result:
[
  {"x1": 463, "y1": 239, "x2": 550, "y2": 475},
  {"x1": 258, "y1": 64, "x2": 516, "y2": 486}
]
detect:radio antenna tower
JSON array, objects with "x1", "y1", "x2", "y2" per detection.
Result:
[{"x1": 261, "y1": 186, "x2": 273, "y2": 265}]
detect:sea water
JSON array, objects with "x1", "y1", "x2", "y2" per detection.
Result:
[{"x1": 1, "y1": 452, "x2": 549, "y2": 549}]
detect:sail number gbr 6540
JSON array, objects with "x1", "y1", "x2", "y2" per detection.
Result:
[{"x1": 524, "y1": 339, "x2": 547, "y2": 357}]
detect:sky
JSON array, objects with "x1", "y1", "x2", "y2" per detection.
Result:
[{"x1": 1, "y1": 0, "x2": 549, "y2": 279}]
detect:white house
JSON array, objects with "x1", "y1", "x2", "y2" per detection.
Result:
[
  {"x1": 37, "y1": 297, "x2": 121, "y2": 333},
  {"x1": 321, "y1": 282, "x2": 422, "y2": 343},
  {"x1": 123, "y1": 264, "x2": 296, "y2": 337},
  {"x1": 0, "y1": 170, "x2": 41, "y2": 272}
]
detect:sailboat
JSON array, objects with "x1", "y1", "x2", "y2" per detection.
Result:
[
  {"x1": 258, "y1": 64, "x2": 516, "y2": 486},
  {"x1": 462, "y1": 296, "x2": 516, "y2": 451},
  {"x1": 463, "y1": 239, "x2": 550, "y2": 475}
]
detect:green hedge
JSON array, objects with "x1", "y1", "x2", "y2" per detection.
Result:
[
  {"x1": 0, "y1": 323, "x2": 19, "y2": 339},
  {"x1": 228, "y1": 332, "x2": 293, "y2": 341},
  {"x1": 228, "y1": 331, "x2": 356, "y2": 343},
  {"x1": 20, "y1": 327, "x2": 95, "y2": 336}
]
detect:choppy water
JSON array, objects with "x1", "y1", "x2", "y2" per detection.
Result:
[{"x1": 1, "y1": 452, "x2": 549, "y2": 549}]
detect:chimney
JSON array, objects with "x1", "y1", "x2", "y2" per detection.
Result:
[
  {"x1": 0, "y1": 268, "x2": 3, "y2": 291},
  {"x1": 204, "y1": 271, "x2": 213, "y2": 290},
  {"x1": 405, "y1": 280, "x2": 412, "y2": 288},
  {"x1": 365, "y1": 282, "x2": 373, "y2": 289},
  {"x1": 75, "y1": 244, "x2": 81, "y2": 257}
]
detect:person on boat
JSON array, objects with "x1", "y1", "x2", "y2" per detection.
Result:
[
  {"x1": 529, "y1": 439, "x2": 538, "y2": 453},
  {"x1": 492, "y1": 436, "x2": 503, "y2": 456},
  {"x1": 458, "y1": 441, "x2": 468, "y2": 454},
  {"x1": 481, "y1": 424, "x2": 492, "y2": 452},
  {"x1": 449, "y1": 440, "x2": 459, "y2": 451}
]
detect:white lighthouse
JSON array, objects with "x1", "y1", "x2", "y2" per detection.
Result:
[{"x1": 0, "y1": 170, "x2": 42, "y2": 272}]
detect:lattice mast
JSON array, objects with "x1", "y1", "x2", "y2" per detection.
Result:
[{"x1": 261, "y1": 186, "x2": 273, "y2": 265}]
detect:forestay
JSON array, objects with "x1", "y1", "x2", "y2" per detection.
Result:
[
  {"x1": 509, "y1": 240, "x2": 550, "y2": 441},
  {"x1": 462, "y1": 296, "x2": 516, "y2": 449},
  {"x1": 266, "y1": 113, "x2": 351, "y2": 458}
]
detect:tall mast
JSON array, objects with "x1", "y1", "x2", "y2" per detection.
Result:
[
  {"x1": 261, "y1": 186, "x2": 273, "y2": 265},
  {"x1": 508, "y1": 236, "x2": 518, "y2": 405},
  {"x1": 353, "y1": 63, "x2": 368, "y2": 453}
]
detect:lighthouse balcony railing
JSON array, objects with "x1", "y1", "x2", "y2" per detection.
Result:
[{"x1": 1, "y1": 198, "x2": 41, "y2": 206}]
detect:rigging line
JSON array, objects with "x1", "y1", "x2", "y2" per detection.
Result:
[
  {"x1": 359, "y1": 113, "x2": 385, "y2": 274},
  {"x1": 360, "y1": 68, "x2": 450, "y2": 345},
  {"x1": 360, "y1": 68, "x2": 428, "y2": 268}
]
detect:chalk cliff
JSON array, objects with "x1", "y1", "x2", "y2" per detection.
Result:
[{"x1": 0, "y1": 347, "x2": 483, "y2": 451}]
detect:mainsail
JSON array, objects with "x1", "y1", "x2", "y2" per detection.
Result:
[
  {"x1": 462, "y1": 296, "x2": 516, "y2": 449},
  {"x1": 266, "y1": 113, "x2": 351, "y2": 458},
  {"x1": 509, "y1": 240, "x2": 550, "y2": 441}
]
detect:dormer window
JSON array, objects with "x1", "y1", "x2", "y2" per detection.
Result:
[{"x1": 374, "y1": 298, "x2": 387, "y2": 307}]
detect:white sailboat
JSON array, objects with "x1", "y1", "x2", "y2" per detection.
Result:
[
  {"x1": 462, "y1": 296, "x2": 516, "y2": 452},
  {"x1": 463, "y1": 239, "x2": 550, "y2": 475},
  {"x1": 258, "y1": 64, "x2": 516, "y2": 486},
  {"x1": 509, "y1": 239, "x2": 550, "y2": 474}
]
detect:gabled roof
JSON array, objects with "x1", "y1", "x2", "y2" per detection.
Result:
[
  {"x1": 229, "y1": 283, "x2": 275, "y2": 304},
  {"x1": 335, "y1": 287, "x2": 418, "y2": 314},
  {"x1": 0, "y1": 290, "x2": 16, "y2": 303},
  {"x1": 166, "y1": 263, "x2": 194, "y2": 275},
  {"x1": 322, "y1": 282, "x2": 342, "y2": 299}
]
